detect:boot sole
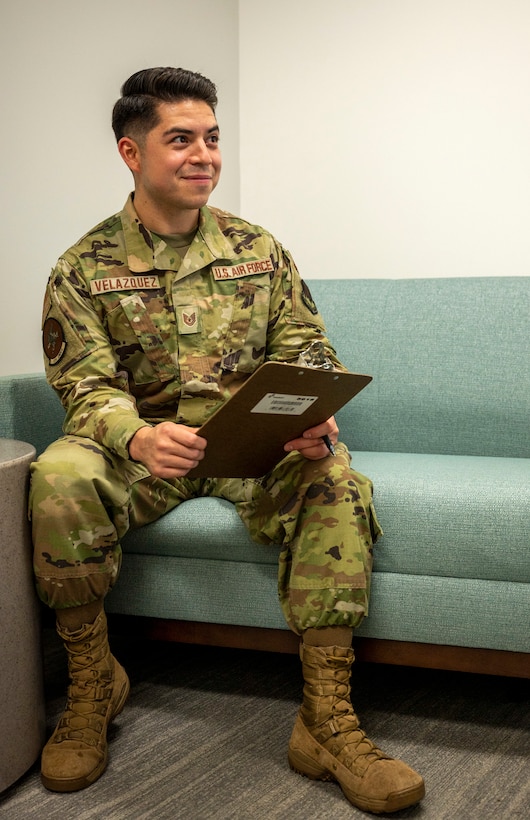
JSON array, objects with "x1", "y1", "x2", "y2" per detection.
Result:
[
  {"x1": 41, "y1": 660, "x2": 130, "y2": 793},
  {"x1": 288, "y1": 717, "x2": 425, "y2": 814}
]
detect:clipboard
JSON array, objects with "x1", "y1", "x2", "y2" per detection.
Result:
[{"x1": 187, "y1": 362, "x2": 372, "y2": 478}]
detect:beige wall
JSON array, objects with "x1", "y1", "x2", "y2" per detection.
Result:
[{"x1": 240, "y1": 0, "x2": 530, "y2": 280}]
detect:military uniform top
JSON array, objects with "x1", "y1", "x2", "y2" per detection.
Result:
[{"x1": 42, "y1": 195, "x2": 344, "y2": 461}]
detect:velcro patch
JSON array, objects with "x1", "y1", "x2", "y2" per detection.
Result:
[
  {"x1": 43, "y1": 317, "x2": 66, "y2": 365},
  {"x1": 301, "y1": 280, "x2": 319, "y2": 315},
  {"x1": 212, "y1": 258, "x2": 273, "y2": 281},
  {"x1": 177, "y1": 306, "x2": 200, "y2": 334},
  {"x1": 90, "y1": 275, "x2": 160, "y2": 295}
]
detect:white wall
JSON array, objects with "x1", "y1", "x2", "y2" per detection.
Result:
[
  {"x1": 0, "y1": 0, "x2": 239, "y2": 376},
  {"x1": 2, "y1": 1, "x2": 529, "y2": 377},
  {"x1": 239, "y1": 0, "x2": 530, "y2": 280}
]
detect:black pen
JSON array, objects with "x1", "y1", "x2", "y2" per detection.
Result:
[{"x1": 322, "y1": 435, "x2": 336, "y2": 456}]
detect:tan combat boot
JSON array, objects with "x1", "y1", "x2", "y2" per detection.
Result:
[
  {"x1": 41, "y1": 610, "x2": 130, "y2": 792},
  {"x1": 288, "y1": 644, "x2": 425, "y2": 814}
]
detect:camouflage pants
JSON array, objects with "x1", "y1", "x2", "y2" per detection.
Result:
[{"x1": 30, "y1": 435, "x2": 381, "y2": 634}]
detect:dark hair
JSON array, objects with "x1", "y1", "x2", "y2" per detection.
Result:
[{"x1": 111, "y1": 67, "x2": 218, "y2": 143}]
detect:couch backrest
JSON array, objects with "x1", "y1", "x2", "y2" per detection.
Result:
[
  {"x1": 1, "y1": 277, "x2": 528, "y2": 459},
  {"x1": 310, "y1": 277, "x2": 529, "y2": 458}
]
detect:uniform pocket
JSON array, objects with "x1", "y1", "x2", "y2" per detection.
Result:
[
  {"x1": 220, "y1": 281, "x2": 269, "y2": 373},
  {"x1": 112, "y1": 294, "x2": 177, "y2": 384}
]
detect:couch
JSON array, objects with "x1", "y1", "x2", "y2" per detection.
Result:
[{"x1": 1, "y1": 277, "x2": 528, "y2": 677}]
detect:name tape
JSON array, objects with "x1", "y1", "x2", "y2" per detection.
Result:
[{"x1": 90, "y1": 275, "x2": 160, "y2": 295}]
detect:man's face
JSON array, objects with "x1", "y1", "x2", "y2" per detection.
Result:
[{"x1": 120, "y1": 99, "x2": 222, "y2": 230}]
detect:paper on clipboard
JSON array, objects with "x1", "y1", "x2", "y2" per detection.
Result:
[{"x1": 187, "y1": 362, "x2": 372, "y2": 478}]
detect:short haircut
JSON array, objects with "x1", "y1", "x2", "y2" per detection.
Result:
[{"x1": 111, "y1": 66, "x2": 218, "y2": 143}]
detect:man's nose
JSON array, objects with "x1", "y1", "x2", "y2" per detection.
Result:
[{"x1": 191, "y1": 140, "x2": 212, "y2": 163}]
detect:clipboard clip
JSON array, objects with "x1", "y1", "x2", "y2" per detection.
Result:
[{"x1": 296, "y1": 340, "x2": 335, "y2": 371}]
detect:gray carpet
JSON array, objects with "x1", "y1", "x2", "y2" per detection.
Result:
[{"x1": 1, "y1": 628, "x2": 529, "y2": 819}]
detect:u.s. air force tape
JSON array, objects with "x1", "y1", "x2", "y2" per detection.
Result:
[{"x1": 211, "y1": 258, "x2": 274, "y2": 280}]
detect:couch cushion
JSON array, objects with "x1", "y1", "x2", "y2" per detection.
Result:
[
  {"x1": 122, "y1": 451, "x2": 529, "y2": 584},
  {"x1": 310, "y1": 277, "x2": 530, "y2": 459},
  {"x1": 123, "y1": 497, "x2": 280, "y2": 565},
  {"x1": 350, "y1": 451, "x2": 530, "y2": 583}
]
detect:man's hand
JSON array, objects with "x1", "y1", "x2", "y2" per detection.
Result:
[
  {"x1": 283, "y1": 416, "x2": 339, "y2": 461},
  {"x1": 129, "y1": 422, "x2": 207, "y2": 478}
]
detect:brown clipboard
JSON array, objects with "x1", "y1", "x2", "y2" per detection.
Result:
[{"x1": 187, "y1": 362, "x2": 372, "y2": 478}]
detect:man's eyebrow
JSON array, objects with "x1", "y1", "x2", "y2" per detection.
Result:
[{"x1": 162, "y1": 124, "x2": 220, "y2": 138}]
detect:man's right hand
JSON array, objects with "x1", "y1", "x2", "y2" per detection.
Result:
[{"x1": 129, "y1": 422, "x2": 207, "y2": 478}]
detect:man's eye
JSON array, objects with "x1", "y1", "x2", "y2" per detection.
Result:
[{"x1": 172, "y1": 135, "x2": 188, "y2": 144}]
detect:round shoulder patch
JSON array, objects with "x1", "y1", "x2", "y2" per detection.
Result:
[{"x1": 43, "y1": 317, "x2": 66, "y2": 365}]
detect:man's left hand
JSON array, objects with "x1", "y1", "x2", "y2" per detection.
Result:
[{"x1": 284, "y1": 416, "x2": 339, "y2": 461}]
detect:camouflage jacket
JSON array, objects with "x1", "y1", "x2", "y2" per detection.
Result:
[{"x1": 42, "y1": 195, "x2": 344, "y2": 459}]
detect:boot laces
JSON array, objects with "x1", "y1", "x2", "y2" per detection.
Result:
[
  {"x1": 55, "y1": 641, "x2": 114, "y2": 745},
  {"x1": 324, "y1": 677, "x2": 389, "y2": 769}
]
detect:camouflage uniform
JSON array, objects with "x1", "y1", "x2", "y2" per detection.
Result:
[{"x1": 31, "y1": 196, "x2": 381, "y2": 634}]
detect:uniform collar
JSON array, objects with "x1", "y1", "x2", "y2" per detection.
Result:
[{"x1": 121, "y1": 194, "x2": 238, "y2": 277}]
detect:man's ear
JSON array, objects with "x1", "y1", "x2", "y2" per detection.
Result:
[{"x1": 118, "y1": 137, "x2": 141, "y2": 173}]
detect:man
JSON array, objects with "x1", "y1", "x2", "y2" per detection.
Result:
[{"x1": 30, "y1": 67, "x2": 424, "y2": 813}]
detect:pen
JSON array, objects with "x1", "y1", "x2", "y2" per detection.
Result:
[{"x1": 322, "y1": 434, "x2": 336, "y2": 456}]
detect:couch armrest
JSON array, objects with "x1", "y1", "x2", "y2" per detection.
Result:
[{"x1": 0, "y1": 373, "x2": 64, "y2": 456}]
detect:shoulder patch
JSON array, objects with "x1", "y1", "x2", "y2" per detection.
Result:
[
  {"x1": 301, "y1": 280, "x2": 319, "y2": 315},
  {"x1": 43, "y1": 317, "x2": 66, "y2": 365}
]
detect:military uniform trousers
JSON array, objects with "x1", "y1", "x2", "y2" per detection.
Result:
[{"x1": 30, "y1": 435, "x2": 381, "y2": 634}]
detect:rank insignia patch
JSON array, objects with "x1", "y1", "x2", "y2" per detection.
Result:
[
  {"x1": 177, "y1": 306, "x2": 200, "y2": 334},
  {"x1": 43, "y1": 317, "x2": 66, "y2": 365}
]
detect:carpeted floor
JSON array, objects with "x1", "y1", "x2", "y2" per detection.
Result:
[{"x1": 1, "y1": 628, "x2": 529, "y2": 819}]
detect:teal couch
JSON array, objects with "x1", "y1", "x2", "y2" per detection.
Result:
[{"x1": 1, "y1": 277, "x2": 529, "y2": 677}]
